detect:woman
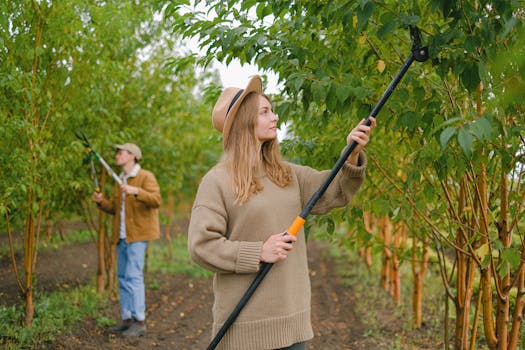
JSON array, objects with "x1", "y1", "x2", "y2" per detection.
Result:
[{"x1": 188, "y1": 75, "x2": 375, "y2": 350}]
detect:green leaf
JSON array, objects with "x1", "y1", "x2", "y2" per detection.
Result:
[
  {"x1": 311, "y1": 80, "x2": 326, "y2": 104},
  {"x1": 457, "y1": 127, "x2": 473, "y2": 156},
  {"x1": 256, "y1": 3, "x2": 271, "y2": 20},
  {"x1": 476, "y1": 243, "x2": 490, "y2": 261},
  {"x1": 357, "y1": 2, "x2": 374, "y2": 30},
  {"x1": 471, "y1": 117, "x2": 492, "y2": 141},
  {"x1": 460, "y1": 61, "x2": 480, "y2": 92},
  {"x1": 430, "y1": 116, "x2": 462, "y2": 136},
  {"x1": 335, "y1": 84, "x2": 352, "y2": 103},
  {"x1": 501, "y1": 248, "x2": 521, "y2": 270},
  {"x1": 440, "y1": 126, "x2": 456, "y2": 150}
]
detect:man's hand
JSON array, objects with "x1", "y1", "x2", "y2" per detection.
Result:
[
  {"x1": 120, "y1": 184, "x2": 139, "y2": 196},
  {"x1": 92, "y1": 192, "x2": 104, "y2": 203}
]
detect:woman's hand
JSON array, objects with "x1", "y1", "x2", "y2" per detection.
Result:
[
  {"x1": 346, "y1": 117, "x2": 376, "y2": 165},
  {"x1": 260, "y1": 233, "x2": 297, "y2": 263}
]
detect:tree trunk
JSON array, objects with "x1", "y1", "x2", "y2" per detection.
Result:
[
  {"x1": 108, "y1": 243, "x2": 117, "y2": 298},
  {"x1": 24, "y1": 201, "x2": 35, "y2": 326},
  {"x1": 454, "y1": 177, "x2": 475, "y2": 350},
  {"x1": 469, "y1": 289, "x2": 483, "y2": 350},
  {"x1": 391, "y1": 221, "x2": 404, "y2": 304},
  {"x1": 164, "y1": 192, "x2": 174, "y2": 259},
  {"x1": 96, "y1": 212, "x2": 106, "y2": 293},
  {"x1": 412, "y1": 236, "x2": 428, "y2": 328},
  {"x1": 361, "y1": 212, "x2": 375, "y2": 267},
  {"x1": 496, "y1": 159, "x2": 512, "y2": 350},
  {"x1": 508, "y1": 255, "x2": 524, "y2": 350},
  {"x1": 379, "y1": 216, "x2": 392, "y2": 292},
  {"x1": 478, "y1": 162, "x2": 498, "y2": 349},
  {"x1": 95, "y1": 168, "x2": 107, "y2": 293}
]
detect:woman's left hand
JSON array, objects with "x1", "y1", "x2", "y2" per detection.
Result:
[{"x1": 346, "y1": 117, "x2": 376, "y2": 165}]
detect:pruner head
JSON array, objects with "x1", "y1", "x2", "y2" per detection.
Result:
[
  {"x1": 409, "y1": 25, "x2": 429, "y2": 63},
  {"x1": 74, "y1": 130, "x2": 92, "y2": 150}
]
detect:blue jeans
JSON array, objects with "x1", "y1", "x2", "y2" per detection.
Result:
[{"x1": 117, "y1": 239, "x2": 148, "y2": 321}]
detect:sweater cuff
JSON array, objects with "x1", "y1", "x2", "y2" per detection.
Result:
[
  {"x1": 236, "y1": 241, "x2": 264, "y2": 273},
  {"x1": 343, "y1": 150, "x2": 367, "y2": 177}
]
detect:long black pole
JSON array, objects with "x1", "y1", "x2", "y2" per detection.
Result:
[{"x1": 207, "y1": 30, "x2": 428, "y2": 350}]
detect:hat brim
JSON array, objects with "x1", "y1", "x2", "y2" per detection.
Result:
[{"x1": 222, "y1": 75, "x2": 263, "y2": 146}]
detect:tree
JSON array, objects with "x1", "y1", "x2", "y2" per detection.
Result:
[
  {"x1": 0, "y1": 0, "x2": 218, "y2": 325},
  {"x1": 166, "y1": 1, "x2": 524, "y2": 348}
]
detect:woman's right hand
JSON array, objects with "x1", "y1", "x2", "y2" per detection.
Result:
[{"x1": 260, "y1": 232, "x2": 297, "y2": 263}]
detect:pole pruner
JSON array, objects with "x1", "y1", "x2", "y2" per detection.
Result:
[{"x1": 75, "y1": 131, "x2": 123, "y2": 187}]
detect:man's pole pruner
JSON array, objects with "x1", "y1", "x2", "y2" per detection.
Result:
[
  {"x1": 88, "y1": 152, "x2": 101, "y2": 192},
  {"x1": 75, "y1": 131, "x2": 123, "y2": 186},
  {"x1": 207, "y1": 26, "x2": 429, "y2": 350}
]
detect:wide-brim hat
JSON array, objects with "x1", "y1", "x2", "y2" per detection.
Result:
[
  {"x1": 115, "y1": 143, "x2": 142, "y2": 161},
  {"x1": 212, "y1": 75, "x2": 263, "y2": 147}
]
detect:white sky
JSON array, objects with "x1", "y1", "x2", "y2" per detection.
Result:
[{"x1": 214, "y1": 59, "x2": 281, "y2": 94}]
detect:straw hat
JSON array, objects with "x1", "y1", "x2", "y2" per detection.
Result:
[{"x1": 212, "y1": 75, "x2": 263, "y2": 146}]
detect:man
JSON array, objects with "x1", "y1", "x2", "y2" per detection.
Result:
[{"x1": 93, "y1": 143, "x2": 161, "y2": 338}]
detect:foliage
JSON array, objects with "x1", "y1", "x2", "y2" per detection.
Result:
[
  {"x1": 165, "y1": 0, "x2": 524, "y2": 348},
  {"x1": 0, "y1": 0, "x2": 220, "y2": 233},
  {"x1": 0, "y1": 285, "x2": 107, "y2": 349},
  {"x1": 0, "y1": 0, "x2": 221, "y2": 327}
]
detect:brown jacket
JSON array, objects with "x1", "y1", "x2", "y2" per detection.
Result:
[{"x1": 98, "y1": 166, "x2": 161, "y2": 244}]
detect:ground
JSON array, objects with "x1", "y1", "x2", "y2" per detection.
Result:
[{"x1": 1, "y1": 227, "x2": 388, "y2": 350}]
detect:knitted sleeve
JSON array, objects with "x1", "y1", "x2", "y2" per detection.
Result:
[
  {"x1": 293, "y1": 150, "x2": 367, "y2": 215},
  {"x1": 188, "y1": 169, "x2": 263, "y2": 274}
]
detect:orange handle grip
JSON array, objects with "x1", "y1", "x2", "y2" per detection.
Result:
[{"x1": 286, "y1": 216, "x2": 306, "y2": 236}]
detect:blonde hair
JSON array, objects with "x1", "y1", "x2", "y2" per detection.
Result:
[{"x1": 222, "y1": 92, "x2": 292, "y2": 204}]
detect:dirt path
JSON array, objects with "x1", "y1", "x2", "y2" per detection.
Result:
[{"x1": 2, "y1": 237, "x2": 380, "y2": 349}]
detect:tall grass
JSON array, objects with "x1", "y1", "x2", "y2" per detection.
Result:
[{"x1": 0, "y1": 285, "x2": 108, "y2": 350}]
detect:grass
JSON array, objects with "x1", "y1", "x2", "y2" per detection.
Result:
[
  {"x1": 3, "y1": 227, "x2": 524, "y2": 349},
  {"x1": 322, "y1": 236, "x2": 525, "y2": 350},
  {"x1": 0, "y1": 230, "x2": 206, "y2": 350},
  {"x1": 147, "y1": 234, "x2": 213, "y2": 278},
  {"x1": 0, "y1": 284, "x2": 108, "y2": 350},
  {"x1": 320, "y1": 236, "x2": 448, "y2": 349}
]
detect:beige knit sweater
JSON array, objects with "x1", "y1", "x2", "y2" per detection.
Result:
[{"x1": 188, "y1": 152, "x2": 367, "y2": 350}]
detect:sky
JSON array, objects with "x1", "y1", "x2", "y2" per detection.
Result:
[
  {"x1": 181, "y1": 30, "x2": 285, "y2": 138},
  {"x1": 214, "y1": 59, "x2": 281, "y2": 94}
]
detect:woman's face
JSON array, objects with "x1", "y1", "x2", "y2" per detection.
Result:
[{"x1": 255, "y1": 95, "x2": 278, "y2": 142}]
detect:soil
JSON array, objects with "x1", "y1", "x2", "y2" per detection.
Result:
[{"x1": 1, "y1": 225, "x2": 384, "y2": 350}]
